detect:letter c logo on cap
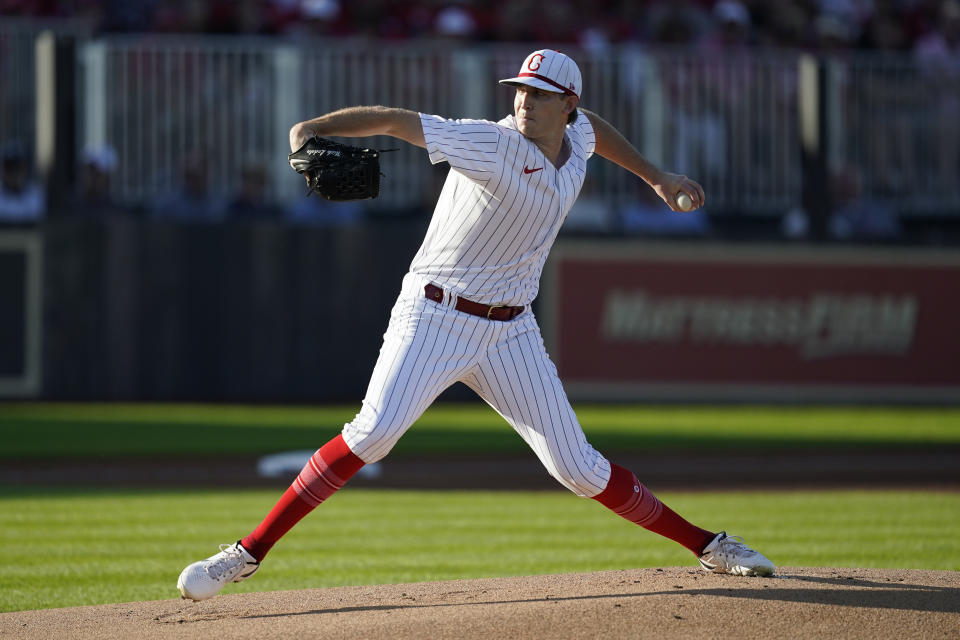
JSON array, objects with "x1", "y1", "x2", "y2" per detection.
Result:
[{"x1": 527, "y1": 53, "x2": 545, "y2": 71}]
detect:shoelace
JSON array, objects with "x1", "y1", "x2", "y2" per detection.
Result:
[
  {"x1": 716, "y1": 535, "x2": 758, "y2": 559},
  {"x1": 205, "y1": 545, "x2": 245, "y2": 581}
]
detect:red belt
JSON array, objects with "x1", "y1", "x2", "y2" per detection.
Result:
[{"x1": 424, "y1": 284, "x2": 524, "y2": 322}]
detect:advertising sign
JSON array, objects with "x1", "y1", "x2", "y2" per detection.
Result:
[{"x1": 543, "y1": 242, "x2": 960, "y2": 402}]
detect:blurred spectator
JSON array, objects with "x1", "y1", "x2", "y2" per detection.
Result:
[
  {"x1": 286, "y1": 194, "x2": 364, "y2": 226},
  {"x1": 151, "y1": 0, "x2": 212, "y2": 32},
  {"x1": 71, "y1": 144, "x2": 128, "y2": 218},
  {"x1": 666, "y1": 2, "x2": 753, "y2": 190},
  {"x1": 228, "y1": 162, "x2": 281, "y2": 220},
  {"x1": 619, "y1": 181, "x2": 710, "y2": 236},
  {"x1": 564, "y1": 179, "x2": 614, "y2": 233},
  {"x1": 814, "y1": 13, "x2": 856, "y2": 50},
  {"x1": 859, "y1": 0, "x2": 909, "y2": 50},
  {"x1": 494, "y1": 3, "x2": 541, "y2": 43},
  {"x1": 828, "y1": 165, "x2": 900, "y2": 240},
  {"x1": 816, "y1": 0, "x2": 873, "y2": 45},
  {"x1": 282, "y1": 0, "x2": 342, "y2": 38},
  {"x1": 0, "y1": 141, "x2": 45, "y2": 224},
  {"x1": 708, "y1": 0, "x2": 752, "y2": 49},
  {"x1": 757, "y1": 0, "x2": 812, "y2": 48},
  {"x1": 537, "y1": 0, "x2": 578, "y2": 43},
  {"x1": 781, "y1": 165, "x2": 900, "y2": 241},
  {"x1": 151, "y1": 151, "x2": 226, "y2": 222},
  {"x1": 433, "y1": 4, "x2": 477, "y2": 40},
  {"x1": 4, "y1": 0, "x2": 960, "y2": 53},
  {"x1": 99, "y1": 0, "x2": 159, "y2": 32},
  {"x1": 781, "y1": 205, "x2": 810, "y2": 240},
  {"x1": 915, "y1": 0, "x2": 960, "y2": 74},
  {"x1": 647, "y1": 2, "x2": 708, "y2": 45},
  {"x1": 579, "y1": 25, "x2": 614, "y2": 55},
  {"x1": 915, "y1": 1, "x2": 960, "y2": 191}
]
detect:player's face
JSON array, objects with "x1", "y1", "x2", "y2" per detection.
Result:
[{"x1": 513, "y1": 85, "x2": 575, "y2": 139}]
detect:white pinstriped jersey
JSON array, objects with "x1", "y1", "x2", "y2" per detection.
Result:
[
  {"x1": 412, "y1": 110, "x2": 596, "y2": 307},
  {"x1": 342, "y1": 108, "x2": 612, "y2": 496}
]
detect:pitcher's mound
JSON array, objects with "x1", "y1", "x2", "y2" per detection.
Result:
[{"x1": 3, "y1": 567, "x2": 958, "y2": 639}]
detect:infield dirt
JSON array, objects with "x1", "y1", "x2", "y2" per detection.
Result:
[{"x1": 3, "y1": 566, "x2": 957, "y2": 639}]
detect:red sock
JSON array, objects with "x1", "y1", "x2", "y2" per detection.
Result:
[
  {"x1": 593, "y1": 463, "x2": 716, "y2": 555},
  {"x1": 241, "y1": 434, "x2": 365, "y2": 561}
]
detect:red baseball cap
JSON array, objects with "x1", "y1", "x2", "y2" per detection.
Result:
[{"x1": 499, "y1": 49, "x2": 582, "y2": 98}]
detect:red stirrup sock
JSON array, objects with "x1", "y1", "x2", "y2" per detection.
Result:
[
  {"x1": 593, "y1": 463, "x2": 716, "y2": 555},
  {"x1": 241, "y1": 434, "x2": 365, "y2": 561}
]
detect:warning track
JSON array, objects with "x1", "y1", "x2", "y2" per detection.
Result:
[{"x1": 3, "y1": 450, "x2": 958, "y2": 491}]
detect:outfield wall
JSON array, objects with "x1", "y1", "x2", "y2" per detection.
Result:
[
  {"x1": 2, "y1": 219, "x2": 426, "y2": 401},
  {"x1": 542, "y1": 241, "x2": 960, "y2": 403},
  {"x1": 2, "y1": 223, "x2": 959, "y2": 402}
]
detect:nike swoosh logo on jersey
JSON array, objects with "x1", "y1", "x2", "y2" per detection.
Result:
[{"x1": 523, "y1": 166, "x2": 543, "y2": 174}]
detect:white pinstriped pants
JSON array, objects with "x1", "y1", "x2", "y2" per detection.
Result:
[{"x1": 342, "y1": 273, "x2": 612, "y2": 497}]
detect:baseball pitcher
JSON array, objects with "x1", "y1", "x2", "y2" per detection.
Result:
[{"x1": 178, "y1": 49, "x2": 774, "y2": 601}]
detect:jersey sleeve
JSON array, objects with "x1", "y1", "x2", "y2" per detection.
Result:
[
  {"x1": 569, "y1": 109, "x2": 596, "y2": 160},
  {"x1": 419, "y1": 113, "x2": 502, "y2": 181}
]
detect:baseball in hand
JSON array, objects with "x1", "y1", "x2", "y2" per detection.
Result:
[{"x1": 676, "y1": 192, "x2": 693, "y2": 211}]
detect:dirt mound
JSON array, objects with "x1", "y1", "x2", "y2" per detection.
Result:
[{"x1": 3, "y1": 567, "x2": 957, "y2": 639}]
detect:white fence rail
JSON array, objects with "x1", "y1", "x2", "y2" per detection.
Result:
[
  {"x1": 634, "y1": 49, "x2": 803, "y2": 214},
  {"x1": 297, "y1": 43, "x2": 480, "y2": 210},
  {"x1": 0, "y1": 19, "x2": 92, "y2": 154},
  {"x1": 82, "y1": 37, "x2": 282, "y2": 206},
  {"x1": 829, "y1": 53, "x2": 960, "y2": 211},
  {"x1": 2, "y1": 24, "x2": 957, "y2": 217},
  {"x1": 80, "y1": 40, "x2": 812, "y2": 214}
]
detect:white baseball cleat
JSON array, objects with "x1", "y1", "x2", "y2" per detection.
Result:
[
  {"x1": 177, "y1": 541, "x2": 260, "y2": 601},
  {"x1": 698, "y1": 532, "x2": 775, "y2": 577}
]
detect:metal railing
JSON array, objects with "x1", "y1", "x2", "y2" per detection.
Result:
[
  {"x1": 829, "y1": 52, "x2": 960, "y2": 213},
  {"x1": 78, "y1": 40, "x2": 812, "y2": 214},
  {"x1": 634, "y1": 48, "x2": 803, "y2": 214},
  {"x1": 82, "y1": 36, "x2": 282, "y2": 206},
  {"x1": 2, "y1": 21, "x2": 957, "y2": 218},
  {"x1": 298, "y1": 42, "x2": 475, "y2": 209},
  {"x1": 0, "y1": 18, "x2": 93, "y2": 152}
]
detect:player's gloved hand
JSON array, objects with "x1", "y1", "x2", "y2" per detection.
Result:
[{"x1": 288, "y1": 136, "x2": 385, "y2": 201}]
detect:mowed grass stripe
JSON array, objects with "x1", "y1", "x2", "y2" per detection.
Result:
[
  {"x1": 2, "y1": 404, "x2": 958, "y2": 458},
  {"x1": 1, "y1": 488, "x2": 957, "y2": 612}
]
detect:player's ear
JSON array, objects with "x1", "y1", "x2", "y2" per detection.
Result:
[{"x1": 564, "y1": 96, "x2": 579, "y2": 122}]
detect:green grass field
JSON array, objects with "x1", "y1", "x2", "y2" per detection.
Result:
[
  {"x1": 1, "y1": 402, "x2": 957, "y2": 614},
  {"x1": 2, "y1": 487, "x2": 958, "y2": 613},
  {"x1": 2, "y1": 403, "x2": 959, "y2": 458}
]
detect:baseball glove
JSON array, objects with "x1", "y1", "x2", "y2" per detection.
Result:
[{"x1": 288, "y1": 136, "x2": 384, "y2": 201}]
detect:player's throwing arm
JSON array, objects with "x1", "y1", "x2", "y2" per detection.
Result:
[{"x1": 582, "y1": 108, "x2": 705, "y2": 212}]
